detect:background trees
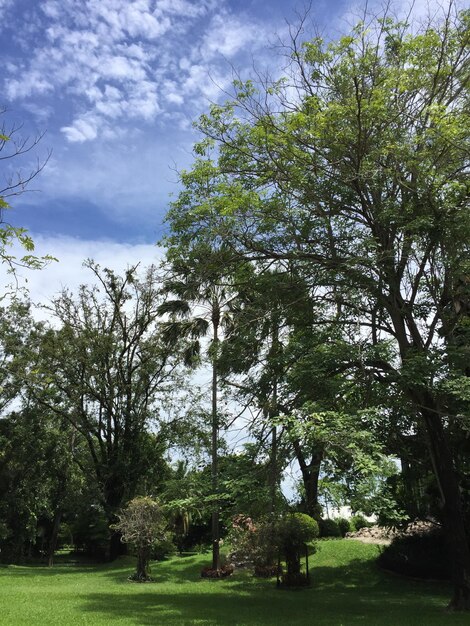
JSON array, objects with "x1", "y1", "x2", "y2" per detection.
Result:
[{"x1": 26, "y1": 262, "x2": 185, "y2": 559}]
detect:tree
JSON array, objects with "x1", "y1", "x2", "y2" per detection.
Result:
[
  {"x1": 28, "y1": 261, "x2": 184, "y2": 560},
  {"x1": 1, "y1": 109, "x2": 53, "y2": 289},
  {"x1": 112, "y1": 497, "x2": 167, "y2": 581},
  {"x1": 159, "y1": 252, "x2": 238, "y2": 572},
  {"x1": 0, "y1": 402, "x2": 81, "y2": 564},
  {"x1": 166, "y1": 6, "x2": 470, "y2": 609},
  {"x1": 218, "y1": 267, "x2": 307, "y2": 516}
]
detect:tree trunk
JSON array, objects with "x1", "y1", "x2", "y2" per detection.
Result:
[
  {"x1": 293, "y1": 441, "x2": 324, "y2": 520},
  {"x1": 269, "y1": 425, "x2": 278, "y2": 515},
  {"x1": 419, "y1": 403, "x2": 470, "y2": 611},
  {"x1": 104, "y1": 481, "x2": 128, "y2": 561},
  {"x1": 268, "y1": 320, "x2": 279, "y2": 516},
  {"x1": 211, "y1": 313, "x2": 220, "y2": 571},
  {"x1": 136, "y1": 547, "x2": 150, "y2": 581},
  {"x1": 108, "y1": 528, "x2": 126, "y2": 561},
  {"x1": 47, "y1": 509, "x2": 62, "y2": 567}
]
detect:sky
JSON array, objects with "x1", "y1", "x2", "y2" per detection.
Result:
[{"x1": 0, "y1": 0, "x2": 456, "y2": 302}]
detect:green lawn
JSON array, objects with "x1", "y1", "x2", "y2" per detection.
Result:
[{"x1": 0, "y1": 540, "x2": 466, "y2": 626}]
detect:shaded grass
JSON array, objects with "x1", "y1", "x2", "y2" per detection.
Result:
[{"x1": 0, "y1": 540, "x2": 467, "y2": 625}]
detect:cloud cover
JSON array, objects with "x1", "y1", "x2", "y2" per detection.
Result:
[{"x1": 4, "y1": 0, "x2": 272, "y2": 144}]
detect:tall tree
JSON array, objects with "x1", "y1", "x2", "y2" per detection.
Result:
[
  {"x1": 29, "y1": 261, "x2": 183, "y2": 560},
  {"x1": 159, "y1": 252, "x2": 239, "y2": 572},
  {"x1": 166, "y1": 7, "x2": 470, "y2": 609}
]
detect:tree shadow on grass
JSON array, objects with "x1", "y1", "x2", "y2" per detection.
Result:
[
  {"x1": 102, "y1": 555, "x2": 264, "y2": 590},
  {"x1": 82, "y1": 559, "x2": 462, "y2": 626},
  {"x1": 1, "y1": 556, "x2": 135, "y2": 578}
]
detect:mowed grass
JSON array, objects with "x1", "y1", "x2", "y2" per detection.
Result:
[{"x1": 0, "y1": 540, "x2": 467, "y2": 626}]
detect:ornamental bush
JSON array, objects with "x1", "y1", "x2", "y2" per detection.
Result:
[
  {"x1": 275, "y1": 513, "x2": 319, "y2": 586},
  {"x1": 112, "y1": 497, "x2": 167, "y2": 582},
  {"x1": 228, "y1": 513, "x2": 319, "y2": 585},
  {"x1": 350, "y1": 514, "x2": 373, "y2": 531}
]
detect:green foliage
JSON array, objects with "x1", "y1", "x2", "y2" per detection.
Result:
[
  {"x1": 112, "y1": 497, "x2": 168, "y2": 581},
  {"x1": 112, "y1": 497, "x2": 166, "y2": 550},
  {"x1": 164, "y1": 15, "x2": 470, "y2": 598},
  {"x1": 228, "y1": 512, "x2": 319, "y2": 580},
  {"x1": 70, "y1": 504, "x2": 110, "y2": 560},
  {"x1": 319, "y1": 518, "x2": 341, "y2": 538},
  {"x1": 26, "y1": 262, "x2": 185, "y2": 558},
  {"x1": 350, "y1": 514, "x2": 373, "y2": 532},
  {"x1": 335, "y1": 517, "x2": 351, "y2": 538},
  {"x1": 227, "y1": 514, "x2": 270, "y2": 567},
  {"x1": 378, "y1": 530, "x2": 450, "y2": 580},
  {"x1": 275, "y1": 512, "x2": 319, "y2": 549},
  {"x1": 0, "y1": 114, "x2": 54, "y2": 285}
]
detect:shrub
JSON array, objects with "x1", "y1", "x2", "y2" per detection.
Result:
[
  {"x1": 378, "y1": 530, "x2": 450, "y2": 580},
  {"x1": 319, "y1": 518, "x2": 341, "y2": 538},
  {"x1": 228, "y1": 513, "x2": 319, "y2": 584},
  {"x1": 112, "y1": 497, "x2": 167, "y2": 582},
  {"x1": 151, "y1": 537, "x2": 175, "y2": 561},
  {"x1": 228, "y1": 515, "x2": 278, "y2": 571},
  {"x1": 335, "y1": 517, "x2": 351, "y2": 538},
  {"x1": 350, "y1": 514, "x2": 373, "y2": 531},
  {"x1": 275, "y1": 513, "x2": 319, "y2": 586}
]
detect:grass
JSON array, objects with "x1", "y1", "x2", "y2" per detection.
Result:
[{"x1": 0, "y1": 540, "x2": 467, "y2": 625}]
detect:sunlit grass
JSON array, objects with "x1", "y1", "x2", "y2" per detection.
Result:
[{"x1": 0, "y1": 540, "x2": 466, "y2": 625}]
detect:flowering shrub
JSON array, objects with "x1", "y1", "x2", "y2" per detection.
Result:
[{"x1": 228, "y1": 513, "x2": 318, "y2": 585}]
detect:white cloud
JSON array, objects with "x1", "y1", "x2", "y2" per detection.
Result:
[
  {"x1": 200, "y1": 12, "x2": 263, "y2": 61},
  {"x1": 155, "y1": 0, "x2": 214, "y2": 19},
  {"x1": 4, "y1": 0, "x2": 275, "y2": 143},
  {"x1": 1, "y1": 234, "x2": 163, "y2": 315},
  {"x1": 0, "y1": 0, "x2": 14, "y2": 21},
  {"x1": 6, "y1": 70, "x2": 53, "y2": 100},
  {"x1": 61, "y1": 115, "x2": 100, "y2": 143}
]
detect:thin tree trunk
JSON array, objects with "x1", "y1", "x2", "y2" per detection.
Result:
[
  {"x1": 211, "y1": 314, "x2": 220, "y2": 571},
  {"x1": 47, "y1": 509, "x2": 62, "y2": 567},
  {"x1": 293, "y1": 440, "x2": 324, "y2": 520},
  {"x1": 419, "y1": 403, "x2": 470, "y2": 611},
  {"x1": 269, "y1": 424, "x2": 277, "y2": 515},
  {"x1": 136, "y1": 547, "x2": 150, "y2": 581},
  {"x1": 269, "y1": 321, "x2": 279, "y2": 516}
]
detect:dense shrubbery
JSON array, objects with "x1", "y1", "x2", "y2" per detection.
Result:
[
  {"x1": 277, "y1": 513, "x2": 319, "y2": 586},
  {"x1": 319, "y1": 518, "x2": 341, "y2": 538},
  {"x1": 378, "y1": 530, "x2": 450, "y2": 580},
  {"x1": 335, "y1": 518, "x2": 351, "y2": 538},
  {"x1": 350, "y1": 515, "x2": 373, "y2": 532}
]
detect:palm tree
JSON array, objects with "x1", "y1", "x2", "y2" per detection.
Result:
[{"x1": 159, "y1": 254, "x2": 236, "y2": 572}]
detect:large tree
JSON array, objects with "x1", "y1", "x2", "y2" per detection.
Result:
[
  {"x1": 29, "y1": 261, "x2": 184, "y2": 559},
  {"x1": 159, "y1": 252, "x2": 239, "y2": 572},
  {"x1": 166, "y1": 6, "x2": 470, "y2": 609}
]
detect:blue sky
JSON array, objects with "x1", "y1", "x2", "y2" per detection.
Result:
[
  {"x1": 0, "y1": 0, "x2": 450, "y2": 301},
  {"x1": 0, "y1": 0, "x2": 353, "y2": 244}
]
